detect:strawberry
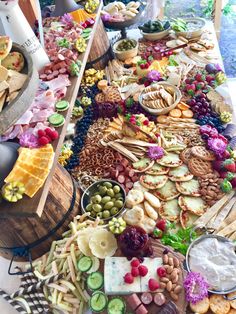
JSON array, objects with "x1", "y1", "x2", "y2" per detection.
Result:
[
  {"x1": 157, "y1": 267, "x2": 166, "y2": 278},
  {"x1": 148, "y1": 278, "x2": 159, "y2": 291},
  {"x1": 156, "y1": 219, "x2": 166, "y2": 232},
  {"x1": 131, "y1": 267, "x2": 140, "y2": 277},
  {"x1": 195, "y1": 73, "x2": 204, "y2": 82},
  {"x1": 124, "y1": 273, "x2": 134, "y2": 284},
  {"x1": 212, "y1": 160, "x2": 223, "y2": 172},
  {"x1": 38, "y1": 136, "x2": 49, "y2": 146},
  {"x1": 230, "y1": 177, "x2": 236, "y2": 188},
  {"x1": 131, "y1": 259, "x2": 140, "y2": 268},
  {"x1": 222, "y1": 149, "x2": 231, "y2": 159},
  {"x1": 38, "y1": 129, "x2": 46, "y2": 138},
  {"x1": 138, "y1": 265, "x2": 148, "y2": 277},
  {"x1": 223, "y1": 159, "x2": 236, "y2": 172}
]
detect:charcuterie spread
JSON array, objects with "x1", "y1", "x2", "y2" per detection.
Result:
[{"x1": 0, "y1": 2, "x2": 236, "y2": 314}]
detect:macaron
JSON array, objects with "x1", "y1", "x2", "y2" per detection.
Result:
[{"x1": 48, "y1": 113, "x2": 65, "y2": 127}]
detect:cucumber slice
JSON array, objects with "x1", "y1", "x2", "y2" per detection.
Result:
[
  {"x1": 87, "y1": 272, "x2": 104, "y2": 291},
  {"x1": 108, "y1": 298, "x2": 126, "y2": 314},
  {"x1": 55, "y1": 100, "x2": 69, "y2": 111},
  {"x1": 87, "y1": 257, "x2": 100, "y2": 274},
  {"x1": 48, "y1": 113, "x2": 65, "y2": 127},
  {"x1": 77, "y1": 256, "x2": 92, "y2": 272},
  {"x1": 89, "y1": 291, "x2": 108, "y2": 313}
]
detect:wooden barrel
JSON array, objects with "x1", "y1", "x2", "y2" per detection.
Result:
[
  {"x1": 87, "y1": 19, "x2": 113, "y2": 70},
  {"x1": 0, "y1": 164, "x2": 80, "y2": 261}
]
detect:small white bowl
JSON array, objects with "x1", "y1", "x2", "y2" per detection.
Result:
[
  {"x1": 113, "y1": 39, "x2": 138, "y2": 61},
  {"x1": 139, "y1": 82, "x2": 182, "y2": 115},
  {"x1": 174, "y1": 17, "x2": 206, "y2": 39},
  {"x1": 141, "y1": 28, "x2": 170, "y2": 41}
]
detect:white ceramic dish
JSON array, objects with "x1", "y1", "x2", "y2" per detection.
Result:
[
  {"x1": 139, "y1": 81, "x2": 182, "y2": 115},
  {"x1": 113, "y1": 39, "x2": 138, "y2": 61},
  {"x1": 141, "y1": 27, "x2": 170, "y2": 41},
  {"x1": 174, "y1": 17, "x2": 206, "y2": 39}
]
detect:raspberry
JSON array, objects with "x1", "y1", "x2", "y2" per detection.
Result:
[
  {"x1": 45, "y1": 135, "x2": 52, "y2": 142},
  {"x1": 38, "y1": 129, "x2": 46, "y2": 138},
  {"x1": 138, "y1": 265, "x2": 148, "y2": 277},
  {"x1": 131, "y1": 267, "x2": 139, "y2": 277},
  {"x1": 157, "y1": 267, "x2": 166, "y2": 278},
  {"x1": 45, "y1": 128, "x2": 54, "y2": 136},
  {"x1": 49, "y1": 130, "x2": 59, "y2": 140},
  {"x1": 131, "y1": 259, "x2": 140, "y2": 268},
  {"x1": 124, "y1": 273, "x2": 134, "y2": 284},
  {"x1": 38, "y1": 136, "x2": 49, "y2": 146},
  {"x1": 156, "y1": 219, "x2": 166, "y2": 232},
  {"x1": 143, "y1": 119, "x2": 149, "y2": 126},
  {"x1": 148, "y1": 278, "x2": 159, "y2": 291}
]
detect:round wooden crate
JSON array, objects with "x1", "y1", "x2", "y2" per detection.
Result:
[
  {"x1": 0, "y1": 43, "x2": 39, "y2": 135},
  {"x1": 0, "y1": 164, "x2": 80, "y2": 261}
]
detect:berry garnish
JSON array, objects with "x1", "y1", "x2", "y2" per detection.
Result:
[
  {"x1": 38, "y1": 129, "x2": 46, "y2": 138},
  {"x1": 131, "y1": 259, "x2": 140, "y2": 268},
  {"x1": 157, "y1": 267, "x2": 167, "y2": 278},
  {"x1": 124, "y1": 273, "x2": 134, "y2": 284},
  {"x1": 148, "y1": 278, "x2": 159, "y2": 291},
  {"x1": 156, "y1": 219, "x2": 166, "y2": 232},
  {"x1": 138, "y1": 265, "x2": 148, "y2": 277},
  {"x1": 131, "y1": 267, "x2": 140, "y2": 277},
  {"x1": 38, "y1": 136, "x2": 50, "y2": 146}
]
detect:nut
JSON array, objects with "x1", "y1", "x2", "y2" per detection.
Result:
[
  {"x1": 173, "y1": 257, "x2": 180, "y2": 268},
  {"x1": 159, "y1": 282, "x2": 166, "y2": 289},
  {"x1": 167, "y1": 265, "x2": 174, "y2": 274},
  {"x1": 160, "y1": 277, "x2": 169, "y2": 283},
  {"x1": 168, "y1": 257, "x2": 174, "y2": 266},
  {"x1": 166, "y1": 281, "x2": 172, "y2": 292},
  {"x1": 170, "y1": 292, "x2": 179, "y2": 301},
  {"x1": 172, "y1": 274, "x2": 179, "y2": 284},
  {"x1": 163, "y1": 254, "x2": 168, "y2": 264},
  {"x1": 170, "y1": 269, "x2": 178, "y2": 281},
  {"x1": 174, "y1": 285, "x2": 182, "y2": 294}
]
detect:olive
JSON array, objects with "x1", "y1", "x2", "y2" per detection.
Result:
[
  {"x1": 85, "y1": 204, "x2": 93, "y2": 212},
  {"x1": 101, "y1": 196, "x2": 111, "y2": 204},
  {"x1": 93, "y1": 192, "x2": 100, "y2": 196},
  {"x1": 93, "y1": 195, "x2": 102, "y2": 204},
  {"x1": 104, "y1": 201, "x2": 114, "y2": 210},
  {"x1": 107, "y1": 188, "x2": 114, "y2": 197},
  {"x1": 113, "y1": 185, "x2": 120, "y2": 194},
  {"x1": 102, "y1": 210, "x2": 111, "y2": 219},
  {"x1": 111, "y1": 198, "x2": 116, "y2": 203},
  {"x1": 114, "y1": 200, "x2": 123, "y2": 209},
  {"x1": 97, "y1": 212, "x2": 103, "y2": 218},
  {"x1": 115, "y1": 193, "x2": 123, "y2": 199},
  {"x1": 93, "y1": 204, "x2": 102, "y2": 212},
  {"x1": 103, "y1": 181, "x2": 112, "y2": 188},
  {"x1": 99, "y1": 186, "x2": 107, "y2": 195},
  {"x1": 110, "y1": 207, "x2": 119, "y2": 216}
]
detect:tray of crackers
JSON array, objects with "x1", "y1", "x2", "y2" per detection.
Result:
[
  {"x1": 139, "y1": 81, "x2": 182, "y2": 115},
  {"x1": 0, "y1": 37, "x2": 38, "y2": 135}
]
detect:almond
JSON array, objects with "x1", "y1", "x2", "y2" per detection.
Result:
[
  {"x1": 170, "y1": 269, "x2": 178, "y2": 281},
  {"x1": 167, "y1": 265, "x2": 174, "y2": 274},
  {"x1": 170, "y1": 292, "x2": 179, "y2": 301},
  {"x1": 163, "y1": 254, "x2": 168, "y2": 264},
  {"x1": 173, "y1": 257, "x2": 180, "y2": 268},
  {"x1": 166, "y1": 281, "x2": 172, "y2": 292},
  {"x1": 160, "y1": 277, "x2": 169, "y2": 283},
  {"x1": 172, "y1": 274, "x2": 179, "y2": 284},
  {"x1": 168, "y1": 257, "x2": 174, "y2": 266},
  {"x1": 159, "y1": 282, "x2": 166, "y2": 289},
  {"x1": 174, "y1": 285, "x2": 182, "y2": 294}
]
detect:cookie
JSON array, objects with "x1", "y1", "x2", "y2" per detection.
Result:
[
  {"x1": 2, "y1": 51, "x2": 25, "y2": 72},
  {"x1": 180, "y1": 148, "x2": 192, "y2": 164},
  {"x1": 198, "y1": 39, "x2": 214, "y2": 49},
  {"x1": 123, "y1": 205, "x2": 144, "y2": 225},
  {"x1": 228, "y1": 309, "x2": 236, "y2": 314},
  {"x1": 104, "y1": 86, "x2": 122, "y2": 103},
  {"x1": 126, "y1": 189, "x2": 144, "y2": 208},
  {"x1": 95, "y1": 93, "x2": 105, "y2": 104},
  {"x1": 191, "y1": 146, "x2": 215, "y2": 161},
  {"x1": 190, "y1": 297, "x2": 210, "y2": 314},
  {"x1": 190, "y1": 43, "x2": 206, "y2": 52},
  {"x1": 188, "y1": 157, "x2": 213, "y2": 177},
  {"x1": 209, "y1": 294, "x2": 230, "y2": 314}
]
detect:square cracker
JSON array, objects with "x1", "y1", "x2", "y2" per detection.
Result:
[
  {"x1": 0, "y1": 66, "x2": 8, "y2": 82},
  {"x1": 7, "y1": 69, "x2": 27, "y2": 93},
  {"x1": 0, "y1": 90, "x2": 7, "y2": 112},
  {"x1": 0, "y1": 80, "x2": 9, "y2": 93}
]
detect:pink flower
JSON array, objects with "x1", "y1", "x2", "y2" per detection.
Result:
[
  {"x1": 200, "y1": 125, "x2": 218, "y2": 137},
  {"x1": 184, "y1": 272, "x2": 209, "y2": 304},
  {"x1": 19, "y1": 132, "x2": 38, "y2": 148},
  {"x1": 147, "y1": 70, "x2": 161, "y2": 82},
  {"x1": 207, "y1": 137, "x2": 227, "y2": 156},
  {"x1": 148, "y1": 146, "x2": 164, "y2": 160}
]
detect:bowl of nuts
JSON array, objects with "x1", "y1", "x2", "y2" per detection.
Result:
[{"x1": 113, "y1": 38, "x2": 138, "y2": 61}]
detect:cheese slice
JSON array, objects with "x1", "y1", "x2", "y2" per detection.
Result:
[
  {"x1": 104, "y1": 257, "x2": 162, "y2": 295},
  {"x1": 17, "y1": 162, "x2": 49, "y2": 179}
]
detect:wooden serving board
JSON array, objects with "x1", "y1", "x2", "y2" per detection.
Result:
[{"x1": 97, "y1": 239, "x2": 187, "y2": 314}]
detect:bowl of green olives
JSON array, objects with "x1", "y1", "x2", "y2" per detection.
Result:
[
  {"x1": 113, "y1": 39, "x2": 138, "y2": 61},
  {"x1": 81, "y1": 180, "x2": 126, "y2": 221}
]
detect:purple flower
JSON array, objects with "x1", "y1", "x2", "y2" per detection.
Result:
[
  {"x1": 184, "y1": 272, "x2": 209, "y2": 304},
  {"x1": 61, "y1": 13, "x2": 74, "y2": 27},
  {"x1": 215, "y1": 63, "x2": 223, "y2": 72},
  {"x1": 207, "y1": 137, "x2": 227, "y2": 156},
  {"x1": 19, "y1": 132, "x2": 38, "y2": 148},
  {"x1": 147, "y1": 146, "x2": 164, "y2": 160},
  {"x1": 147, "y1": 70, "x2": 161, "y2": 82},
  {"x1": 200, "y1": 124, "x2": 218, "y2": 137}
]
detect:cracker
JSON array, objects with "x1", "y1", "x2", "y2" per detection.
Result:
[
  {"x1": 7, "y1": 69, "x2": 27, "y2": 93},
  {"x1": 209, "y1": 294, "x2": 230, "y2": 314},
  {"x1": 190, "y1": 297, "x2": 210, "y2": 313},
  {"x1": 228, "y1": 292, "x2": 236, "y2": 309},
  {"x1": 0, "y1": 90, "x2": 7, "y2": 112},
  {"x1": 7, "y1": 90, "x2": 19, "y2": 102},
  {"x1": 0, "y1": 80, "x2": 9, "y2": 93},
  {"x1": 0, "y1": 66, "x2": 8, "y2": 82}
]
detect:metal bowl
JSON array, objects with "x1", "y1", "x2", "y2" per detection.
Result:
[
  {"x1": 139, "y1": 81, "x2": 182, "y2": 115},
  {"x1": 81, "y1": 179, "x2": 126, "y2": 221},
  {"x1": 0, "y1": 142, "x2": 20, "y2": 187},
  {"x1": 186, "y1": 234, "x2": 236, "y2": 299}
]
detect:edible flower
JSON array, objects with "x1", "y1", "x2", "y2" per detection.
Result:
[
  {"x1": 199, "y1": 124, "x2": 218, "y2": 138},
  {"x1": 61, "y1": 13, "x2": 74, "y2": 27},
  {"x1": 19, "y1": 132, "x2": 38, "y2": 148},
  {"x1": 207, "y1": 137, "x2": 227, "y2": 156},
  {"x1": 57, "y1": 38, "x2": 70, "y2": 48},
  {"x1": 147, "y1": 146, "x2": 164, "y2": 160},
  {"x1": 184, "y1": 272, "x2": 209, "y2": 304},
  {"x1": 147, "y1": 70, "x2": 161, "y2": 82}
]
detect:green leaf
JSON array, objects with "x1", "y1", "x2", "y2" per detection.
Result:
[{"x1": 168, "y1": 56, "x2": 179, "y2": 66}]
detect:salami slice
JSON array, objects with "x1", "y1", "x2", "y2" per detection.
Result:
[
  {"x1": 118, "y1": 175, "x2": 125, "y2": 184},
  {"x1": 125, "y1": 181, "x2": 133, "y2": 189},
  {"x1": 154, "y1": 292, "x2": 166, "y2": 306},
  {"x1": 116, "y1": 165, "x2": 124, "y2": 172},
  {"x1": 141, "y1": 292, "x2": 153, "y2": 305}
]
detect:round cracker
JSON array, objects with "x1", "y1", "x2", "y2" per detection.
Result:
[
  {"x1": 190, "y1": 297, "x2": 210, "y2": 313},
  {"x1": 168, "y1": 164, "x2": 193, "y2": 182},
  {"x1": 158, "y1": 198, "x2": 181, "y2": 222},
  {"x1": 154, "y1": 180, "x2": 180, "y2": 201},
  {"x1": 175, "y1": 179, "x2": 201, "y2": 196},
  {"x1": 228, "y1": 309, "x2": 236, "y2": 314},
  {"x1": 209, "y1": 294, "x2": 230, "y2": 314},
  {"x1": 178, "y1": 195, "x2": 207, "y2": 216},
  {"x1": 140, "y1": 174, "x2": 168, "y2": 190},
  {"x1": 180, "y1": 210, "x2": 199, "y2": 229},
  {"x1": 228, "y1": 292, "x2": 236, "y2": 309}
]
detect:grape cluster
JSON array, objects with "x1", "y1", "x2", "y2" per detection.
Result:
[
  {"x1": 121, "y1": 101, "x2": 156, "y2": 122},
  {"x1": 65, "y1": 106, "x2": 94, "y2": 172},
  {"x1": 187, "y1": 94, "x2": 224, "y2": 133}
]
